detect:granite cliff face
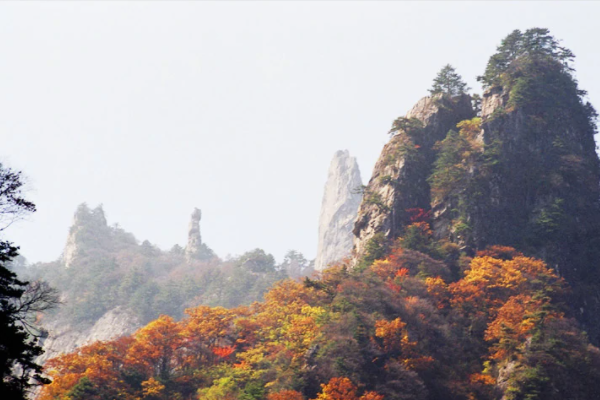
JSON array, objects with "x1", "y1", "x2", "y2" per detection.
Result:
[
  {"x1": 467, "y1": 81, "x2": 600, "y2": 343},
  {"x1": 315, "y1": 150, "x2": 363, "y2": 271},
  {"x1": 353, "y1": 94, "x2": 475, "y2": 261}
]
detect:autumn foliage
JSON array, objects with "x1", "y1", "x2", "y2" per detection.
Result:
[
  {"x1": 267, "y1": 390, "x2": 304, "y2": 400},
  {"x1": 39, "y1": 225, "x2": 600, "y2": 400}
]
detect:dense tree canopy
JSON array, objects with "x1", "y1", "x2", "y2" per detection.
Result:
[
  {"x1": 0, "y1": 164, "x2": 57, "y2": 399},
  {"x1": 478, "y1": 28, "x2": 575, "y2": 88},
  {"x1": 39, "y1": 221, "x2": 600, "y2": 400}
]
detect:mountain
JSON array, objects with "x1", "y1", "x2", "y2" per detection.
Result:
[
  {"x1": 353, "y1": 94, "x2": 474, "y2": 265},
  {"x1": 315, "y1": 150, "x2": 363, "y2": 271},
  {"x1": 353, "y1": 29, "x2": 600, "y2": 344},
  {"x1": 28, "y1": 204, "x2": 306, "y2": 368},
  {"x1": 35, "y1": 29, "x2": 600, "y2": 400}
]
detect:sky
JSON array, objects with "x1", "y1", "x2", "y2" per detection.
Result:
[{"x1": 1, "y1": 2, "x2": 599, "y2": 264}]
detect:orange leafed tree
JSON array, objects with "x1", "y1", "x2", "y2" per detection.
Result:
[
  {"x1": 314, "y1": 377, "x2": 384, "y2": 400},
  {"x1": 268, "y1": 390, "x2": 305, "y2": 400},
  {"x1": 263, "y1": 279, "x2": 323, "y2": 311},
  {"x1": 127, "y1": 314, "x2": 184, "y2": 380},
  {"x1": 181, "y1": 305, "x2": 237, "y2": 366},
  {"x1": 425, "y1": 276, "x2": 449, "y2": 309},
  {"x1": 375, "y1": 318, "x2": 407, "y2": 354},
  {"x1": 485, "y1": 294, "x2": 562, "y2": 360},
  {"x1": 360, "y1": 393, "x2": 385, "y2": 400},
  {"x1": 39, "y1": 336, "x2": 134, "y2": 400},
  {"x1": 450, "y1": 248, "x2": 564, "y2": 322},
  {"x1": 315, "y1": 377, "x2": 358, "y2": 400},
  {"x1": 371, "y1": 242, "x2": 450, "y2": 283}
]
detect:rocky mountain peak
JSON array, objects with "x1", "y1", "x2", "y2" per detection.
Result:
[
  {"x1": 353, "y1": 94, "x2": 474, "y2": 265},
  {"x1": 63, "y1": 203, "x2": 110, "y2": 268},
  {"x1": 352, "y1": 51, "x2": 600, "y2": 342},
  {"x1": 315, "y1": 150, "x2": 363, "y2": 271}
]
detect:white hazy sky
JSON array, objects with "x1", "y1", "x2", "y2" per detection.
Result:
[{"x1": 2, "y1": 2, "x2": 599, "y2": 264}]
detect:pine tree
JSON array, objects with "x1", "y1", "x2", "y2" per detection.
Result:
[
  {"x1": 429, "y1": 64, "x2": 469, "y2": 96},
  {"x1": 0, "y1": 243, "x2": 48, "y2": 399},
  {"x1": 0, "y1": 163, "x2": 57, "y2": 399},
  {"x1": 477, "y1": 28, "x2": 575, "y2": 88}
]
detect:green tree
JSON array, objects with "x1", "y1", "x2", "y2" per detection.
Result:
[
  {"x1": 478, "y1": 28, "x2": 575, "y2": 88},
  {"x1": 279, "y1": 250, "x2": 313, "y2": 278},
  {"x1": 429, "y1": 64, "x2": 469, "y2": 96},
  {"x1": 237, "y1": 249, "x2": 275, "y2": 273},
  {"x1": 0, "y1": 163, "x2": 57, "y2": 399}
]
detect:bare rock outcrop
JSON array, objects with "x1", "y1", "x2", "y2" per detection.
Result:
[
  {"x1": 315, "y1": 150, "x2": 363, "y2": 271},
  {"x1": 38, "y1": 306, "x2": 141, "y2": 365},
  {"x1": 185, "y1": 208, "x2": 214, "y2": 261},
  {"x1": 185, "y1": 208, "x2": 202, "y2": 260},
  {"x1": 353, "y1": 94, "x2": 474, "y2": 262},
  {"x1": 63, "y1": 204, "x2": 110, "y2": 268}
]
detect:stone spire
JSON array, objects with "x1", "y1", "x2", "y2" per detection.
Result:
[
  {"x1": 315, "y1": 150, "x2": 363, "y2": 271},
  {"x1": 185, "y1": 208, "x2": 202, "y2": 260}
]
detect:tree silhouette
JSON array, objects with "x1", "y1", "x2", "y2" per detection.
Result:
[{"x1": 0, "y1": 163, "x2": 58, "y2": 399}]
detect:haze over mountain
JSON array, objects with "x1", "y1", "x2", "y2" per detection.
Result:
[
  {"x1": 25, "y1": 27, "x2": 600, "y2": 400},
  {"x1": 3, "y1": 3, "x2": 600, "y2": 400},
  {"x1": 2, "y1": 2, "x2": 600, "y2": 266},
  {"x1": 21, "y1": 203, "x2": 313, "y2": 368}
]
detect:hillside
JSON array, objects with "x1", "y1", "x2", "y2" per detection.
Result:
[
  {"x1": 22, "y1": 204, "x2": 312, "y2": 364},
  {"x1": 353, "y1": 28, "x2": 600, "y2": 344},
  {"x1": 39, "y1": 235, "x2": 600, "y2": 400}
]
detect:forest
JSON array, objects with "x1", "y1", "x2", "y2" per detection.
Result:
[{"x1": 37, "y1": 224, "x2": 600, "y2": 400}]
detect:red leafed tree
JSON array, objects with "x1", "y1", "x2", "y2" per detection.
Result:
[
  {"x1": 406, "y1": 208, "x2": 431, "y2": 223},
  {"x1": 211, "y1": 345, "x2": 235, "y2": 359}
]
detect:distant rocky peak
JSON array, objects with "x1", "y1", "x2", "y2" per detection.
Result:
[
  {"x1": 185, "y1": 207, "x2": 213, "y2": 261},
  {"x1": 63, "y1": 203, "x2": 110, "y2": 268},
  {"x1": 71, "y1": 203, "x2": 107, "y2": 229},
  {"x1": 315, "y1": 150, "x2": 363, "y2": 271}
]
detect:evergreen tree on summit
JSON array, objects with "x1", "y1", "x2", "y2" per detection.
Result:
[
  {"x1": 478, "y1": 28, "x2": 575, "y2": 88},
  {"x1": 429, "y1": 64, "x2": 470, "y2": 96}
]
